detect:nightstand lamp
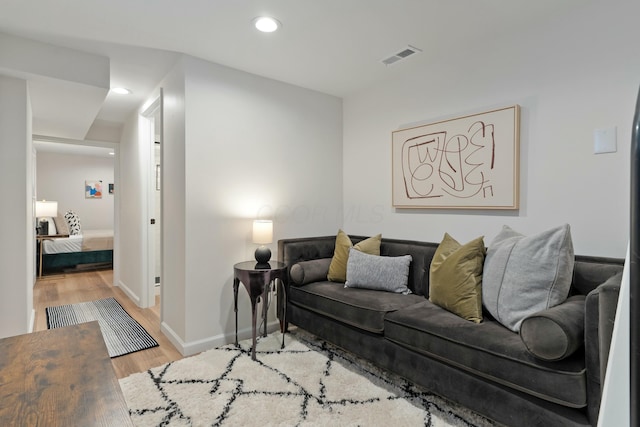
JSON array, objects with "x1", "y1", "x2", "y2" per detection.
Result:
[
  {"x1": 253, "y1": 220, "x2": 273, "y2": 267},
  {"x1": 36, "y1": 200, "x2": 58, "y2": 235}
]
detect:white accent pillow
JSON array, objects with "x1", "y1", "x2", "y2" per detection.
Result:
[
  {"x1": 64, "y1": 210, "x2": 82, "y2": 235},
  {"x1": 482, "y1": 224, "x2": 574, "y2": 332},
  {"x1": 345, "y1": 248, "x2": 412, "y2": 294}
]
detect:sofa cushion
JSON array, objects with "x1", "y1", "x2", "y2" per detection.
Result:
[
  {"x1": 384, "y1": 300, "x2": 587, "y2": 408},
  {"x1": 327, "y1": 230, "x2": 381, "y2": 283},
  {"x1": 345, "y1": 249, "x2": 412, "y2": 294},
  {"x1": 289, "y1": 281, "x2": 424, "y2": 333},
  {"x1": 429, "y1": 233, "x2": 485, "y2": 323},
  {"x1": 483, "y1": 224, "x2": 575, "y2": 332},
  {"x1": 520, "y1": 295, "x2": 585, "y2": 361},
  {"x1": 290, "y1": 258, "x2": 332, "y2": 286}
]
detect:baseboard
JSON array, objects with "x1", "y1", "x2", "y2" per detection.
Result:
[
  {"x1": 117, "y1": 280, "x2": 140, "y2": 305},
  {"x1": 29, "y1": 309, "x2": 35, "y2": 333},
  {"x1": 161, "y1": 320, "x2": 280, "y2": 357}
]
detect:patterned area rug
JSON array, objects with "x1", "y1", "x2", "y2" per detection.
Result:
[
  {"x1": 46, "y1": 297, "x2": 158, "y2": 358},
  {"x1": 119, "y1": 329, "x2": 496, "y2": 426}
]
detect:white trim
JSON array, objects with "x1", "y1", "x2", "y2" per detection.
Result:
[
  {"x1": 161, "y1": 321, "x2": 281, "y2": 357},
  {"x1": 597, "y1": 244, "x2": 630, "y2": 426},
  {"x1": 29, "y1": 309, "x2": 35, "y2": 332},
  {"x1": 117, "y1": 279, "x2": 140, "y2": 305}
]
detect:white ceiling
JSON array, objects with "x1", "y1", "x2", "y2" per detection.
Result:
[{"x1": 0, "y1": 0, "x2": 592, "y2": 147}]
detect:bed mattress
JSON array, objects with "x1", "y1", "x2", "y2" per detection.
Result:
[{"x1": 42, "y1": 230, "x2": 113, "y2": 254}]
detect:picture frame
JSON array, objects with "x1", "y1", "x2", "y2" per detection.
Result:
[
  {"x1": 108, "y1": 183, "x2": 114, "y2": 194},
  {"x1": 392, "y1": 105, "x2": 520, "y2": 209},
  {"x1": 85, "y1": 180, "x2": 103, "y2": 199}
]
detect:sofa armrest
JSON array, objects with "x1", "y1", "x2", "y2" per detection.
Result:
[
  {"x1": 584, "y1": 271, "x2": 623, "y2": 424},
  {"x1": 277, "y1": 236, "x2": 337, "y2": 325}
]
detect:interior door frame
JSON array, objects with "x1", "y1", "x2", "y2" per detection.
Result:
[{"x1": 140, "y1": 91, "x2": 163, "y2": 308}]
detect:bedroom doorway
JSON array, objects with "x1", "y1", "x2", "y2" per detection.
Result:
[{"x1": 32, "y1": 136, "x2": 118, "y2": 281}]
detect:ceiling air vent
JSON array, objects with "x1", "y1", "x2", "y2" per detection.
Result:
[{"x1": 381, "y1": 45, "x2": 422, "y2": 66}]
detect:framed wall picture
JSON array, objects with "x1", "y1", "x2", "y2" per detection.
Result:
[
  {"x1": 392, "y1": 105, "x2": 520, "y2": 209},
  {"x1": 85, "y1": 180, "x2": 103, "y2": 199},
  {"x1": 108, "y1": 183, "x2": 114, "y2": 194}
]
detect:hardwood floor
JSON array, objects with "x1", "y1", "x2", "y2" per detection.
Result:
[{"x1": 33, "y1": 269, "x2": 184, "y2": 379}]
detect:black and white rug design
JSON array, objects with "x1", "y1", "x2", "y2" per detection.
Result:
[
  {"x1": 46, "y1": 297, "x2": 158, "y2": 358},
  {"x1": 120, "y1": 329, "x2": 495, "y2": 426}
]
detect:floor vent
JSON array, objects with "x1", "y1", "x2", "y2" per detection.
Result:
[{"x1": 382, "y1": 45, "x2": 422, "y2": 66}]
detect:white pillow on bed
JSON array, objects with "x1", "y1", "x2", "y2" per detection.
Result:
[{"x1": 64, "y1": 210, "x2": 82, "y2": 235}]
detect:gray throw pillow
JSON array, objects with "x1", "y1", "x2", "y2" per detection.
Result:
[
  {"x1": 290, "y1": 258, "x2": 332, "y2": 286},
  {"x1": 520, "y1": 295, "x2": 585, "y2": 361},
  {"x1": 345, "y1": 248, "x2": 412, "y2": 294},
  {"x1": 482, "y1": 224, "x2": 574, "y2": 332}
]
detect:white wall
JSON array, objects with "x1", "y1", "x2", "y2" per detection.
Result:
[
  {"x1": 0, "y1": 75, "x2": 33, "y2": 338},
  {"x1": 116, "y1": 110, "x2": 147, "y2": 305},
  {"x1": 36, "y1": 151, "x2": 114, "y2": 229},
  {"x1": 342, "y1": 0, "x2": 639, "y2": 259},
  {"x1": 150, "y1": 55, "x2": 342, "y2": 354},
  {"x1": 158, "y1": 61, "x2": 186, "y2": 339}
]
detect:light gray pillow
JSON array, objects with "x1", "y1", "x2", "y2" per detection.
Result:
[
  {"x1": 345, "y1": 248, "x2": 412, "y2": 294},
  {"x1": 482, "y1": 224, "x2": 574, "y2": 332}
]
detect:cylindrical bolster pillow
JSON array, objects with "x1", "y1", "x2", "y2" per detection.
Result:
[
  {"x1": 290, "y1": 258, "x2": 332, "y2": 286},
  {"x1": 520, "y1": 295, "x2": 586, "y2": 361}
]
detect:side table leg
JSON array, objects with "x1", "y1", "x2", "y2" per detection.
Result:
[
  {"x1": 233, "y1": 278, "x2": 239, "y2": 346},
  {"x1": 262, "y1": 281, "x2": 270, "y2": 338},
  {"x1": 251, "y1": 296, "x2": 258, "y2": 361}
]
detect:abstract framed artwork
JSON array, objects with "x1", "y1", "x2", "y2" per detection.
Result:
[
  {"x1": 85, "y1": 180, "x2": 103, "y2": 199},
  {"x1": 392, "y1": 105, "x2": 520, "y2": 209}
]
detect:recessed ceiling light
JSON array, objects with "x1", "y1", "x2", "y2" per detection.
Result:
[
  {"x1": 112, "y1": 87, "x2": 132, "y2": 95},
  {"x1": 253, "y1": 16, "x2": 281, "y2": 33},
  {"x1": 109, "y1": 152, "x2": 115, "y2": 156}
]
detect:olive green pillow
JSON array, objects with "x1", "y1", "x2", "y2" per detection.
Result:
[
  {"x1": 429, "y1": 233, "x2": 486, "y2": 323},
  {"x1": 327, "y1": 230, "x2": 382, "y2": 282}
]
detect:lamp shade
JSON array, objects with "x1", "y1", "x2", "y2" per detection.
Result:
[
  {"x1": 252, "y1": 220, "x2": 273, "y2": 244},
  {"x1": 36, "y1": 200, "x2": 58, "y2": 217}
]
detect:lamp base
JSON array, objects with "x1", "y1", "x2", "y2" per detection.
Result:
[
  {"x1": 255, "y1": 246, "x2": 272, "y2": 265},
  {"x1": 39, "y1": 220, "x2": 49, "y2": 236}
]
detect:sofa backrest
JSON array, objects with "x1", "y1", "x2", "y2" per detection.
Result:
[
  {"x1": 278, "y1": 235, "x2": 624, "y2": 298},
  {"x1": 350, "y1": 236, "x2": 438, "y2": 297}
]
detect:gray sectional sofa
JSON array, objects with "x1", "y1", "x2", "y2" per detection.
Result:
[{"x1": 277, "y1": 234, "x2": 624, "y2": 427}]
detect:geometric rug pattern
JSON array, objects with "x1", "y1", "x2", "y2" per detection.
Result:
[
  {"x1": 119, "y1": 329, "x2": 496, "y2": 426},
  {"x1": 46, "y1": 297, "x2": 158, "y2": 358}
]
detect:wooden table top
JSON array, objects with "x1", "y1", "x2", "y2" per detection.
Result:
[{"x1": 0, "y1": 321, "x2": 133, "y2": 426}]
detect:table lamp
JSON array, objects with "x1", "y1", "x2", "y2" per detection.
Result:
[
  {"x1": 253, "y1": 219, "x2": 273, "y2": 266},
  {"x1": 36, "y1": 200, "x2": 58, "y2": 235}
]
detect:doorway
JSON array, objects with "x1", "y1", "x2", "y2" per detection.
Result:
[
  {"x1": 153, "y1": 110, "x2": 162, "y2": 299},
  {"x1": 140, "y1": 93, "x2": 163, "y2": 309}
]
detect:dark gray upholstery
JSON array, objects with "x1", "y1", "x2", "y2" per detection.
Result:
[
  {"x1": 520, "y1": 295, "x2": 586, "y2": 361},
  {"x1": 278, "y1": 235, "x2": 624, "y2": 427},
  {"x1": 290, "y1": 281, "x2": 424, "y2": 333},
  {"x1": 385, "y1": 300, "x2": 586, "y2": 407},
  {"x1": 290, "y1": 258, "x2": 332, "y2": 285}
]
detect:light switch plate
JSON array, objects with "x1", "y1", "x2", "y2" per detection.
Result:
[{"x1": 594, "y1": 127, "x2": 617, "y2": 154}]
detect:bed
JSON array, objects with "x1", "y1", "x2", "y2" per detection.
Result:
[{"x1": 39, "y1": 213, "x2": 113, "y2": 274}]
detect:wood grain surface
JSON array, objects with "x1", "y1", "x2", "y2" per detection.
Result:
[{"x1": 0, "y1": 321, "x2": 133, "y2": 426}]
